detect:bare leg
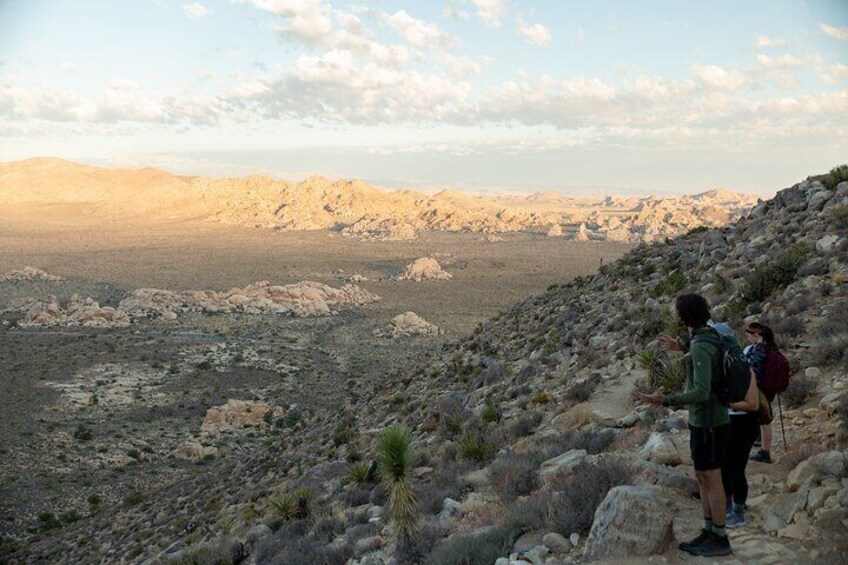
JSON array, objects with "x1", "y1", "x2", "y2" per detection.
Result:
[
  {"x1": 702, "y1": 469, "x2": 727, "y2": 528},
  {"x1": 761, "y1": 424, "x2": 772, "y2": 452},
  {"x1": 695, "y1": 470, "x2": 712, "y2": 520}
]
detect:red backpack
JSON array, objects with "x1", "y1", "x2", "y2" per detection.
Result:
[{"x1": 762, "y1": 349, "x2": 791, "y2": 394}]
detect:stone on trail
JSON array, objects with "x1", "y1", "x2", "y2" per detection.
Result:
[{"x1": 396, "y1": 257, "x2": 452, "y2": 281}]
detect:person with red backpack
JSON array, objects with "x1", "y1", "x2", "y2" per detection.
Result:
[{"x1": 744, "y1": 322, "x2": 791, "y2": 464}]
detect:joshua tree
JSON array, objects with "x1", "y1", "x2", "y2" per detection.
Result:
[{"x1": 377, "y1": 425, "x2": 418, "y2": 539}]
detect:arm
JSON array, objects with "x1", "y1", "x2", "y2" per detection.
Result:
[
  {"x1": 730, "y1": 369, "x2": 760, "y2": 412},
  {"x1": 664, "y1": 343, "x2": 712, "y2": 406}
]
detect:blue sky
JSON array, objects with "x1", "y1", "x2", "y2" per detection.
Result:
[{"x1": 1, "y1": 0, "x2": 847, "y2": 196}]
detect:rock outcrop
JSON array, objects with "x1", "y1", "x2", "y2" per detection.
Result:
[
  {"x1": 11, "y1": 294, "x2": 130, "y2": 327},
  {"x1": 374, "y1": 312, "x2": 441, "y2": 338},
  {"x1": 396, "y1": 258, "x2": 452, "y2": 281},
  {"x1": 200, "y1": 400, "x2": 284, "y2": 434},
  {"x1": 0, "y1": 266, "x2": 64, "y2": 281}
]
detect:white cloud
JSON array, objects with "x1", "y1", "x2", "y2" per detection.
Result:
[
  {"x1": 691, "y1": 64, "x2": 747, "y2": 91},
  {"x1": 820, "y1": 23, "x2": 848, "y2": 41},
  {"x1": 754, "y1": 35, "x2": 787, "y2": 49},
  {"x1": 575, "y1": 26, "x2": 585, "y2": 42},
  {"x1": 820, "y1": 63, "x2": 848, "y2": 85},
  {"x1": 443, "y1": 4, "x2": 470, "y2": 21},
  {"x1": 238, "y1": 0, "x2": 333, "y2": 45},
  {"x1": 755, "y1": 54, "x2": 802, "y2": 69},
  {"x1": 438, "y1": 53, "x2": 490, "y2": 78},
  {"x1": 384, "y1": 10, "x2": 454, "y2": 48},
  {"x1": 58, "y1": 61, "x2": 82, "y2": 74},
  {"x1": 182, "y1": 2, "x2": 208, "y2": 19},
  {"x1": 461, "y1": 0, "x2": 509, "y2": 29},
  {"x1": 516, "y1": 19, "x2": 552, "y2": 46}
]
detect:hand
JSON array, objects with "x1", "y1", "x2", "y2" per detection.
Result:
[
  {"x1": 657, "y1": 335, "x2": 682, "y2": 352},
  {"x1": 636, "y1": 389, "x2": 665, "y2": 406}
]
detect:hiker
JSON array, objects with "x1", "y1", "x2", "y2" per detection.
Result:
[
  {"x1": 720, "y1": 355, "x2": 761, "y2": 528},
  {"x1": 744, "y1": 322, "x2": 784, "y2": 464},
  {"x1": 637, "y1": 294, "x2": 732, "y2": 557}
]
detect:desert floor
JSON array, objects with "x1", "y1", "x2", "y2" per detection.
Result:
[{"x1": 0, "y1": 211, "x2": 630, "y2": 548}]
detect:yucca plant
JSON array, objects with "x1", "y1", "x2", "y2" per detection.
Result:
[
  {"x1": 269, "y1": 487, "x2": 312, "y2": 521},
  {"x1": 377, "y1": 425, "x2": 418, "y2": 539}
]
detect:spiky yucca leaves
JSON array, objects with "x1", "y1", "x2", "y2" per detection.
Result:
[
  {"x1": 347, "y1": 461, "x2": 370, "y2": 484},
  {"x1": 269, "y1": 487, "x2": 312, "y2": 522},
  {"x1": 638, "y1": 347, "x2": 686, "y2": 393},
  {"x1": 377, "y1": 425, "x2": 418, "y2": 538}
]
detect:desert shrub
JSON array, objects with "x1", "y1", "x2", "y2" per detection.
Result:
[
  {"x1": 73, "y1": 424, "x2": 93, "y2": 442},
  {"x1": 457, "y1": 432, "x2": 497, "y2": 463},
  {"x1": 165, "y1": 536, "x2": 246, "y2": 565},
  {"x1": 310, "y1": 515, "x2": 345, "y2": 543},
  {"x1": 195, "y1": 360, "x2": 212, "y2": 371},
  {"x1": 419, "y1": 463, "x2": 471, "y2": 515},
  {"x1": 531, "y1": 391, "x2": 553, "y2": 405},
  {"x1": 37, "y1": 511, "x2": 81, "y2": 532},
  {"x1": 254, "y1": 526, "x2": 352, "y2": 565},
  {"x1": 343, "y1": 485, "x2": 371, "y2": 507},
  {"x1": 836, "y1": 392, "x2": 848, "y2": 429},
  {"x1": 686, "y1": 225, "x2": 709, "y2": 236},
  {"x1": 772, "y1": 315, "x2": 805, "y2": 338},
  {"x1": 396, "y1": 519, "x2": 448, "y2": 565},
  {"x1": 488, "y1": 450, "x2": 540, "y2": 503},
  {"x1": 378, "y1": 425, "x2": 418, "y2": 538},
  {"x1": 648, "y1": 271, "x2": 688, "y2": 298},
  {"x1": 563, "y1": 376, "x2": 600, "y2": 403},
  {"x1": 639, "y1": 307, "x2": 675, "y2": 339},
  {"x1": 269, "y1": 487, "x2": 312, "y2": 522},
  {"x1": 820, "y1": 164, "x2": 848, "y2": 190},
  {"x1": 346, "y1": 461, "x2": 370, "y2": 485},
  {"x1": 508, "y1": 411, "x2": 543, "y2": 438},
  {"x1": 480, "y1": 398, "x2": 502, "y2": 423},
  {"x1": 831, "y1": 205, "x2": 848, "y2": 229},
  {"x1": 508, "y1": 458, "x2": 632, "y2": 535},
  {"x1": 781, "y1": 442, "x2": 828, "y2": 471},
  {"x1": 782, "y1": 375, "x2": 818, "y2": 409},
  {"x1": 426, "y1": 526, "x2": 515, "y2": 565},
  {"x1": 738, "y1": 244, "x2": 810, "y2": 305},
  {"x1": 638, "y1": 347, "x2": 685, "y2": 393},
  {"x1": 123, "y1": 491, "x2": 144, "y2": 507}
]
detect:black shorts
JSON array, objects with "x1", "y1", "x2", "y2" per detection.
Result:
[
  {"x1": 763, "y1": 390, "x2": 776, "y2": 404},
  {"x1": 689, "y1": 424, "x2": 729, "y2": 471}
]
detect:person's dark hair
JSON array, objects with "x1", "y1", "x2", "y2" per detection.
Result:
[
  {"x1": 745, "y1": 321, "x2": 777, "y2": 350},
  {"x1": 674, "y1": 294, "x2": 711, "y2": 329}
]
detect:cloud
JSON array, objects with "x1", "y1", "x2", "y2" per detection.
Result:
[
  {"x1": 820, "y1": 63, "x2": 848, "y2": 85},
  {"x1": 575, "y1": 26, "x2": 585, "y2": 42},
  {"x1": 438, "y1": 53, "x2": 491, "y2": 78},
  {"x1": 517, "y1": 19, "x2": 552, "y2": 46},
  {"x1": 58, "y1": 61, "x2": 82, "y2": 74},
  {"x1": 443, "y1": 4, "x2": 470, "y2": 21},
  {"x1": 820, "y1": 23, "x2": 848, "y2": 41},
  {"x1": 237, "y1": 0, "x2": 333, "y2": 45},
  {"x1": 182, "y1": 2, "x2": 208, "y2": 19},
  {"x1": 691, "y1": 64, "x2": 747, "y2": 91},
  {"x1": 461, "y1": 0, "x2": 509, "y2": 29},
  {"x1": 755, "y1": 54, "x2": 802, "y2": 69},
  {"x1": 754, "y1": 35, "x2": 787, "y2": 49},
  {"x1": 384, "y1": 10, "x2": 454, "y2": 48}
]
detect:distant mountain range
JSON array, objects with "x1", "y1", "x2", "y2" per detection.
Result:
[{"x1": 0, "y1": 158, "x2": 760, "y2": 242}]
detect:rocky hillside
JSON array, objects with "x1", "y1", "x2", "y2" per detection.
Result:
[
  {"x1": 3, "y1": 165, "x2": 845, "y2": 564},
  {"x1": 0, "y1": 158, "x2": 758, "y2": 243}
]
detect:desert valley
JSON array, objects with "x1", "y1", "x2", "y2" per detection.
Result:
[{"x1": 0, "y1": 157, "x2": 847, "y2": 564}]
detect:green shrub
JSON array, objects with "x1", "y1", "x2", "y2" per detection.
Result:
[
  {"x1": 782, "y1": 375, "x2": 817, "y2": 409},
  {"x1": 648, "y1": 271, "x2": 688, "y2": 298},
  {"x1": 738, "y1": 244, "x2": 810, "y2": 304},
  {"x1": 458, "y1": 432, "x2": 497, "y2": 463},
  {"x1": 378, "y1": 425, "x2": 418, "y2": 538},
  {"x1": 124, "y1": 491, "x2": 144, "y2": 507},
  {"x1": 481, "y1": 399, "x2": 502, "y2": 423},
  {"x1": 346, "y1": 461, "x2": 370, "y2": 485},
  {"x1": 639, "y1": 347, "x2": 685, "y2": 393},
  {"x1": 73, "y1": 424, "x2": 93, "y2": 442},
  {"x1": 820, "y1": 164, "x2": 848, "y2": 190}
]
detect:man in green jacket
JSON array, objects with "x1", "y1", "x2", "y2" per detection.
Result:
[{"x1": 637, "y1": 294, "x2": 731, "y2": 557}]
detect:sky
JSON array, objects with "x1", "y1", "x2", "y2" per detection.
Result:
[{"x1": 1, "y1": 0, "x2": 847, "y2": 196}]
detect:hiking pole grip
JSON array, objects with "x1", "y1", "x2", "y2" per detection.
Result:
[{"x1": 777, "y1": 394, "x2": 787, "y2": 450}]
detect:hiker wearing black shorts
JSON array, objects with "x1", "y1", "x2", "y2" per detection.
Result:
[
  {"x1": 745, "y1": 322, "x2": 776, "y2": 463},
  {"x1": 638, "y1": 294, "x2": 732, "y2": 557}
]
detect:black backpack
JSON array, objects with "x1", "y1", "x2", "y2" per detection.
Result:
[{"x1": 692, "y1": 329, "x2": 751, "y2": 404}]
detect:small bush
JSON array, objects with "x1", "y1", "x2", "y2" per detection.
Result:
[
  {"x1": 781, "y1": 442, "x2": 827, "y2": 471},
  {"x1": 195, "y1": 360, "x2": 212, "y2": 371},
  {"x1": 397, "y1": 520, "x2": 447, "y2": 565},
  {"x1": 772, "y1": 315, "x2": 805, "y2": 338},
  {"x1": 489, "y1": 450, "x2": 540, "y2": 503},
  {"x1": 458, "y1": 432, "x2": 497, "y2": 463},
  {"x1": 820, "y1": 164, "x2": 848, "y2": 191},
  {"x1": 638, "y1": 347, "x2": 685, "y2": 393},
  {"x1": 346, "y1": 461, "x2": 370, "y2": 485},
  {"x1": 738, "y1": 244, "x2": 810, "y2": 305},
  {"x1": 426, "y1": 526, "x2": 515, "y2": 565},
  {"x1": 481, "y1": 399, "x2": 502, "y2": 423},
  {"x1": 509, "y1": 411, "x2": 543, "y2": 438},
  {"x1": 124, "y1": 491, "x2": 144, "y2": 507},
  {"x1": 648, "y1": 271, "x2": 688, "y2": 298},
  {"x1": 836, "y1": 392, "x2": 848, "y2": 429},
  {"x1": 782, "y1": 375, "x2": 818, "y2": 409},
  {"x1": 564, "y1": 376, "x2": 600, "y2": 403},
  {"x1": 166, "y1": 536, "x2": 246, "y2": 565},
  {"x1": 73, "y1": 424, "x2": 93, "y2": 442}
]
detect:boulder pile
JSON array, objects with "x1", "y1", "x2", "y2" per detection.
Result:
[
  {"x1": 374, "y1": 312, "x2": 442, "y2": 338},
  {"x1": 396, "y1": 258, "x2": 452, "y2": 281},
  {"x1": 0, "y1": 266, "x2": 64, "y2": 281}
]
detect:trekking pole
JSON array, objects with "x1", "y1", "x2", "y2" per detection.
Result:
[{"x1": 777, "y1": 394, "x2": 787, "y2": 450}]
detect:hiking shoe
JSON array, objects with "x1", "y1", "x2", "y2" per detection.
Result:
[
  {"x1": 688, "y1": 532, "x2": 732, "y2": 556},
  {"x1": 678, "y1": 529, "x2": 711, "y2": 552},
  {"x1": 726, "y1": 507, "x2": 746, "y2": 528},
  {"x1": 750, "y1": 450, "x2": 773, "y2": 463}
]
